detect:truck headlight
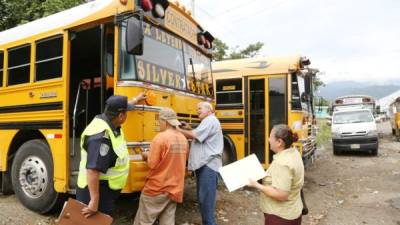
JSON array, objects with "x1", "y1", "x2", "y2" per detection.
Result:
[
  {"x1": 367, "y1": 130, "x2": 378, "y2": 136},
  {"x1": 331, "y1": 132, "x2": 341, "y2": 138}
]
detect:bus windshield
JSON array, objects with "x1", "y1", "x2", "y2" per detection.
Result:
[{"x1": 120, "y1": 21, "x2": 213, "y2": 97}]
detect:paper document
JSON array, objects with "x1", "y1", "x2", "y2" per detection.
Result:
[
  {"x1": 219, "y1": 154, "x2": 267, "y2": 192},
  {"x1": 56, "y1": 198, "x2": 113, "y2": 225}
]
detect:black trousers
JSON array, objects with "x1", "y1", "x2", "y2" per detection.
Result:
[{"x1": 76, "y1": 182, "x2": 121, "y2": 215}]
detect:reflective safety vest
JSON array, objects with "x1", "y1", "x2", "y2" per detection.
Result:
[{"x1": 77, "y1": 117, "x2": 129, "y2": 190}]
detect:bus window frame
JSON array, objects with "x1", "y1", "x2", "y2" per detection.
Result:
[
  {"x1": 215, "y1": 78, "x2": 243, "y2": 105},
  {"x1": 7, "y1": 44, "x2": 31, "y2": 86},
  {"x1": 183, "y1": 42, "x2": 213, "y2": 97},
  {"x1": 0, "y1": 51, "x2": 3, "y2": 87},
  {"x1": 34, "y1": 34, "x2": 64, "y2": 82}
]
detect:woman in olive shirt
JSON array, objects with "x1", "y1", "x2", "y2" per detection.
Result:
[{"x1": 248, "y1": 124, "x2": 304, "y2": 225}]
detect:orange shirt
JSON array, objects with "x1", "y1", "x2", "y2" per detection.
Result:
[{"x1": 142, "y1": 129, "x2": 189, "y2": 202}]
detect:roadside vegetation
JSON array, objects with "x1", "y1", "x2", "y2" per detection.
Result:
[{"x1": 316, "y1": 119, "x2": 331, "y2": 147}]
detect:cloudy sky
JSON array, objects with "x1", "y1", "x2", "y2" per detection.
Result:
[{"x1": 180, "y1": 0, "x2": 400, "y2": 84}]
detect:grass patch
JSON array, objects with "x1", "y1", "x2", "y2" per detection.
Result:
[{"x1": 316, "y1": 119, "x2": 331, "y2": 147}]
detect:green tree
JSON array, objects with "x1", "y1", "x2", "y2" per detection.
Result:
[
  {"x1": 42, "y1": 0, "x2": 85, "y2": 17},
  {"x1": 212, "y1": 38, "x2": 229, "y2": 61},
  {"x1": 0, "y1": 0, "x2": 84, "y2": 31},
  {"x1": 313, "y1": 74, "x2": 325, "y2": 93},
  {"x1": 212, "y1": 38, "x2": 264, "y2": 61},
  {"x1": 229, "y1": 42, "x2": 264, "y2": 59}
]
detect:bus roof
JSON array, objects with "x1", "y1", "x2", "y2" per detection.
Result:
[
  {"x1": 335, "y1": 95, "x2": 374, "y2": 100},
  {"x1": 0, "y1": 0, "x2": 203, "y2": 48},
  {"x1": 0, "y1": 0, "x2": 119, "y2": 46},
  {"x1": 212, "y1": 55, "x2": 312, "y2": 78},
  {"x1": 389, "y1": 97, "x2": 400, "y2": 106}
]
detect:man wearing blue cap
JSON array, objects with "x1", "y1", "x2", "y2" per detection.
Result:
[{"x1": 76, "y1": 93, "x2": 146, "y2": 218}]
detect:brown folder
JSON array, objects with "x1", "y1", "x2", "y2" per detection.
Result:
[{"x1": 56, "y1": 198, "x2": 113, "y2": 225}]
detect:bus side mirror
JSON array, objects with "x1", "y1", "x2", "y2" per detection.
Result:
[{"x1": 126, "y1": 17, "x2": 143, "y2": 55}]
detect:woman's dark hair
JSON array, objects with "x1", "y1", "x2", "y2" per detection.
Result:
[{"x1": 272, "y1": 124, "x2": 299, "y2": 148}]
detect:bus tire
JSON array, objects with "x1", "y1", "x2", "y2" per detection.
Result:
[
  {"x1": 11, "y1": 139, "x2": 59, "y2": 213},
  {"x1": 222, "y1": 136, "x2": 237, "y2": 166}
]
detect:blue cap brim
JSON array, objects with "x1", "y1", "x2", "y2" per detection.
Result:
[{"x1": 127, "y1": 103, "x2": 136, "y2": 111}]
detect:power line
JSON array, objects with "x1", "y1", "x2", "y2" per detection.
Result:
[
  {"x1": 228, "y1": 0, "x2": 292, "y2": 24},
  {"x1": 196, "y1": 0, "x2": 292, "y2": 43},
  {"x1": 195, "y1": 5, "x2": 245, "y2": 43},
  {"x1": 214, "y1": 0, "x2": 262, "y2": 18}
]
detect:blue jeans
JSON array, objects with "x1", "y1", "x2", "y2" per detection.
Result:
[{"x1": 195, "y1": 165, "x2": 218, "y2": 225}]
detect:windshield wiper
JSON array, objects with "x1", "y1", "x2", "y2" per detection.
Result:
[{"x1": 189, "y1": 58, "x2": 197, "y2": 91}]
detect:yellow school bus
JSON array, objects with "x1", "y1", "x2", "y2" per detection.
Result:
[
  {"x1": 0, "y1": 0, "x2": 214, "y2": 213},
  {"x1": 213, "y1": 56, "x2": 317, "y2": 168},
  {"x1": 389, "y1": 97, "x2": 400, "y2": 140}
]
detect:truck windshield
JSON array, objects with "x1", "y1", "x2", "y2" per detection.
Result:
[{"x1": 333, "y1": 111, "x2": 374, "y2": 124}]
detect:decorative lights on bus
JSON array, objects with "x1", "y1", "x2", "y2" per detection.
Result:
[
  {"x1": 335, "y1": 99, "x2": 343, "y2": 104},
  {"x1": 197, "y1": 33, "x2": 206, "y2": 45},
  {"x1": 197, "y1": 31, "x2": 214, "y2": 49},
  {"x1": 141, "y1": 0, "x2": 153, "y2": 11},
  {"x1": 141, "y1": 0, "x2": 169, "y2": 18},
  {"x1": 362, "y1": 98, "x2": 371, "y2": 103}
]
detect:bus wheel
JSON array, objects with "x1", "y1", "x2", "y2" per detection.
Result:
[
  {"x1": 11, "y1": 139, "x2": 59, "y2": 213},
  {"x1": 222, "y1": 145, "x2": 232, "y2": 166}
]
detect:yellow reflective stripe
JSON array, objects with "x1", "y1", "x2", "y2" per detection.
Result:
[{"x1": 78, "y1": 167, "x2": 129, "y2": 177}]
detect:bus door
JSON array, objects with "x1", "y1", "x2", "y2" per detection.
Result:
[
  {"x1": 245, "y1": 75, "x2": 287, "y2": 166},
  {"x1": 68, "y1": 24, "x2": 115, "y2": 188}
]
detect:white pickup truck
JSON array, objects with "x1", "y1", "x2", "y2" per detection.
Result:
[{"x1": 331, "y1": 109, "x2": 378, "y2": 156}]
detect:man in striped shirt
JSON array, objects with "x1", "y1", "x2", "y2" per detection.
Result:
[{"x1": 178, "y1": 102, "x2": 223, "y2": 225}]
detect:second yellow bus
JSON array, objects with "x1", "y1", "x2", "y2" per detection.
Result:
[{"x1": 213, "y1": 56, "x2": 318, "y2": 168}]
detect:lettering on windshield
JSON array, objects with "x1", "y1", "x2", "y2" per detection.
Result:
[
  {"x1": 187, "y1": 77, "x2": 212, "y2": 96},
  {"x1": 135, "y1": 23, "x2": 213, "y2": 97},
  {"x1": 137, "y1": 59, "x2": 185, "y2": 90},
  {"x1": 143, "y1": 23, "x2": 183, "y2": 50}
]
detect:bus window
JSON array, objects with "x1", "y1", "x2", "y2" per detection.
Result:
[
  {"x1": 0, "y1": 51, "x2": 3, "y2": 87},
  {"x1": 136, "y1": 27, "x2": 186, "y2": 90},
  {"x1": 7, "y1": 44, "x2": 31, "y2": 86},
  {"x1": 184, "y1": 42, "x2": 213, "y2": 97},
  {"x1": 249, "y1": 79, "x2": 266, "y2": 164},
  {"x1": 268, "y1": 77, "x2": 287, "y2": 162},
  {"x1": 291, "y1": 73, "x2": 301, "y2": 110},
  {"x1": 120, "y1": 22, "x2": 187, "y2": 91},
  {"x1": 216, "y1": 78, "x2": 242, "y2": 104},
  {"x1": 35, "y1": 36, "x2": 63, "y2": 81}
]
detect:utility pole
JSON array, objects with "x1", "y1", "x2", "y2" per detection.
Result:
[{"x1": 191, "y1": 0, "x2": 195, "y2": 16}]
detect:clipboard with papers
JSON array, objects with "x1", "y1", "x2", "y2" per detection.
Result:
[
  {"x1": 56, "y1": 198, "x2": 113, "y2": 225},
  {"x1": 219, "y1": 154, "x2": 267, "y2": 192}
]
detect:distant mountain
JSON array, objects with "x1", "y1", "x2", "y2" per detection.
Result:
[{"x1": 318, "y1": 81, "x2": 400, "y2": 101}]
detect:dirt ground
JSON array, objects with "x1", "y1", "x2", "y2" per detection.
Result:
[{"x1": 1, "y1": 121, "x2": 400, "y2": 225}]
